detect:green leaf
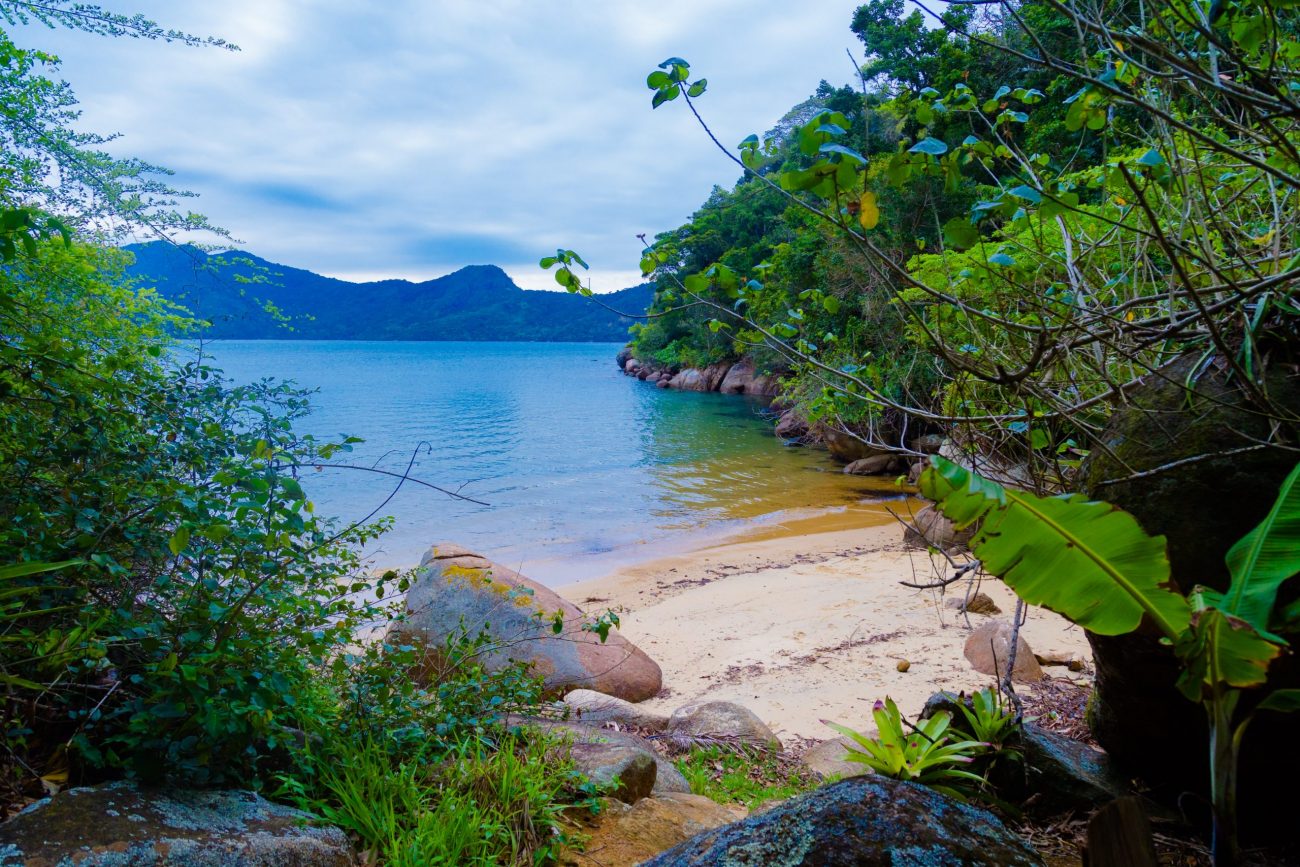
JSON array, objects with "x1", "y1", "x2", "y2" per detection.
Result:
[
  {"x1": 687, "y1": 79, "x2": 707, "y2": 98},
  {"x1": 168, "y1": 527, "x2": 191, "y2": 555},
  {"x1": 1007, "y1": 185, "x2": 1042, "y2": 204},
  {"x1": 1175, "y1": 609, "x2": 1282, "y2": 700},
  {"x1": 651, "y1": 85, "x2": 680, "y2": 108},
  {"x1": 921, "y1": 457, "x2": 1191, "y2": 639},
  {"x1": 1135, "y1": 149, "x2": 1166, "y2": 167},
  {"x1": 822, "y1": 296, "x2": 841, "y2": 315},
  {"x1": 646, "y1": 70, "x2": 672, "y2": 89},
  {"x1": 1257, "y1": 690, "x2": 1300, "y2": 713},
  {"x1": 988, "y1": 253, "x2": 1017, "y2": 267},
  {"x1": 942, "y1": 218, "x2": 979, "y2": 250},
  {"x1": 0, "y1": 560, "x2": 85, "y2": 581},
  {"x1": 908, "y1": 137, "x2": 949, "y2": 156},
  {"x1": 1222, "y1": 461, "x2": 1300, "y2": 629}
]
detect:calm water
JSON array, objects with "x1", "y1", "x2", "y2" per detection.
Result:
[{"x1": 204, "y1": 341, "x2": 897, "y2": 584}]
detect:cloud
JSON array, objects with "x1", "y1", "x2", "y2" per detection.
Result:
[{"x1": 11, "y1": 2, "x2": 866, "y2": 292}]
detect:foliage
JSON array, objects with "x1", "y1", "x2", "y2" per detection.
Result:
[
  {"x1": 281, "y1": 731, "x2": 592, "y2": 867},
  {"x1": 825, "y1": 698, "x2": 988, "y2": 801},
  {"x1": 922, "y1": 456, "x2": 1300, "y2": 862},
  {"x1": 674, "y1": 745, "x2": 823, "y2": 809}
]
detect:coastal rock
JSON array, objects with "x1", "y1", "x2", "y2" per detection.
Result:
[
  {"x1": 668, "y1": 368, "x2": 714, "y2": 392},
  {"x1": 616, "y1": 346, "x2": 634, "y2": 370},
  {"x1": 944, "y1": 591, "x2": 1002, "y2": 615},
  {"x1": 815, "y1": 425, "x2": 879, "y2": 463},
  {"x1": 665, "y1": 701, "x2": 781, "y2": 751},
  {"x1": 656, "y1": 378, "x2": 670, "y2": 389},
  {"x1": 568, "y1": 742, "x2": 657, "y2": 803},
  {"x1": 563, "y1": 689, "x2": 670, "y2": 731},
  {"x1": 645, "y1": 371, "x2": 662, "y2": 384},
  {"x1": 717, "y1": 361, "x2": 779, "y2": 396},
  {"x1": 903, "y1": 504, "x2": 975, "y2": 551},
  {"x1": 774, "y1": 409, "x2": 808, "y2": 439},
  {"x1": 640, "y1": 776, "x2": 1044, "y2": 866},
  {"x1": 624, "y1": 358, "x2": 641, "y2": 374},
  {"x1": 1022, "y1": 723, "x2": 1128, "y2": 816},
  {"x1": 702, "y1": 361, "x2": 733, "y2": 391},
  {"x1": 637, "y1": 366, "x2": 653, "y2": 381},
  {"x1": 843, "y1": 454, "x2": 902, "y2": 476},
  {"x1": 911, "y1": 434, "x2": 945, "y2": 454},
  {"x1": 559, "y1": 793, "x2": 741, "y2": 867},
  {"x1": 0, "y1": 781, "x2": 354, "y2": 867},
  {"x1": 395, "y1": 543, "x2": 662, "y2": 702},
  {"x1": 514, "y1": 718, "x2": 691, "y2": 795},
  {"x1": 801, "y1": 733, "x2": 874, "y2": 780},
  {"x1": 964, "y1": 620, "x2": 1043, "y2": 683}
]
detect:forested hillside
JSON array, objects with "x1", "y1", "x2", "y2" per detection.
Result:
[{"x1": 127, "y1": 241, "x2": 653, "y2": 341}]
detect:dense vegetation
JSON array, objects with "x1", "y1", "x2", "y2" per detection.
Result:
[
  {"x1": 0, "y1": 6, "x2": 596, "y2": 864},
  {"x1": 127, "y1": 241, "x2": 654, "y2": 342},
  {"x1": 543, "y1": 1, "x2": 1300, "y2": 863}
]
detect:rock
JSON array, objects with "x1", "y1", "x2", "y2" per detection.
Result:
[
  {"x1": 616, "y1": 346, "x2": 634, "y2": 370},
  {"x1": 815, "y1": 425, "x2": 879, "y2": 463},
  {"x1": 717, "y1": 361, "x2": 779, "y2": 396},
  {"x1": 637, "y1": 366, "x2": 653, "y2": 381},
  {"x1": 1022, "y1": 723, "x2": 1128, "y2": 816},
  {"x1": 920, "y1": 690, "x2": 973, "y2": 721},
  {"x1": 569, "y1": 742, "x2": 657, "y2": 804},
  {"x1": 1078, "y1": 355, "x2": 1300, "y2": 834},
  {"x1": 563, "y1": 689, "x2": 670, "y2": 731},
  {"x1": 559, "y1": 793, "x2": 740, "y2": 867},
  {"x1": 640, "y1": 776, "x2": 1044, "y2": 866},
  {"x1": 843, "y1": 454, "x2": 899, "y2": 475},
  {"x1": 911, "y1": 433, "x2": 945, "y2": 454},
  {"x1": 964, "y1": 620, "x2": 1043, "y2": 683},
  {"x1": 747, "y1": 372, "x2": 781, "y2": 397},
  {"x1": 701, "y1": 361, "x2": 733, "y2": 392},
  {"x1": 896, "y1": 659, "x2": 910, "y2": 672},
  {"x1": 907, "y1": 460, "x2": 925, "y2": 485},
  {"x1": 1035, "y1": 649, "x2": 1086, "y2": 671},
  {"x1": 945, "y1": 591, "x2": 1002, "y2": 615},
  {"x1": 773, "y1": 409, "x2": 808, "y2": 439},
  {"x1": 903, "y1": 504, "x2": 975, "y2": 551},
  {"x1": 513, "y1": 718, "x2": 691, "y2": 795},
  {"x1": 0, "y1": 781, "x2": 354, "y2": 866},
  {"x1": 669, "y1": 368, "x2": 709, "y2": 391},
  {"x1": 665, "y1": 701, "x2": 781, "y2": 751},
  {"x1": 645, "y1": 371, "x2": 662, "y2": 384},
  {"x1": 396, "y1": 543, "x2": 662, "y2": 701},
  {"x1": 801, "y1": 734, "x2": 874, "y2": 780},
  {"x1": 655, "y1": 378, "x2": 670, "y2": 389},
  {"x1": 624, "y1": 358, "x2": 641, "y2": 374}
]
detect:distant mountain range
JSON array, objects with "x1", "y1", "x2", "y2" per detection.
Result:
[{"x1": 123, "y1": 242, "x2": 652, "y2": 342}]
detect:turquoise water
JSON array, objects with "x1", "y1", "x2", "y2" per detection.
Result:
[{"x1": 204, "y1": 341, "x2": 893, "y2": 584}]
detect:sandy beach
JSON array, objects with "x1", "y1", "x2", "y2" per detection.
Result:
[{"x1": 566, "y1": 510, "x2": 1092, "y2": 743}]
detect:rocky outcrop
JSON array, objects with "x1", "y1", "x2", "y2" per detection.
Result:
[
  {"x1": 1078, "y1": 356, "x2": 1300, "y2": 835},
  {"x1": 773, "y1": 409, "x2": 808, "y2": 439},
  {"x1": 616, "y1": 346, "x2": 634, "y2": 370},
  {"x1": 560, "y1": 793, "x2": 742, "y2": 867},
  {"x1": 664, "y1": 701, "x2": 781, "y2": 751},
  {"x1": 641, "y1": 776, "x2": 1044, "y2": 866},
  {"x1": 815, "y1": 425, "x2": 880, "y2": 463},
  {"x1": 563, "y1": 689, "x2": 670, "y2": 730},
  {"x1": 0, "y1": 781, "x2": 354, "y2": 866},
  {"x1": 963, "y1": 619, "x2": 1043, "y2": 683},
  {"x1": 1021, "y1": 723, "x2": 1128, "y2": 816},
  {"x1": 394, "y1": 543, "x2": 662, "y2": 702}
]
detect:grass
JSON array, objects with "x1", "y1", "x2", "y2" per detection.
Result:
[
  {"x1": 283, "y1": 732, "x2": 599, "y2": 866},
  {"x1": 674, "y1": 745, "x2": 825, "y2": 810}
]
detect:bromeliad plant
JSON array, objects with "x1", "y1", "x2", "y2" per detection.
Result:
[
  {"x1": 921, "y1": 456, "x2": 1300, "y2": 866},
  {"x1": 825, "y1": 697, "x2": 988, "y2": 801}
]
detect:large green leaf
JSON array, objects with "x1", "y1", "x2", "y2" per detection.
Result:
[
  {"x1": 1221, "y1": 460, "x2": 1300, "y2": 629},
  {"x1": 0, "y1": 560, "x2": 84, "y2": 581},
  {"x1": 1175, "y1": 608, "x2": 1283, "y2": 701},
  {"x1": 921, "y1": 457, "x2": 1191, "y2": 639}
]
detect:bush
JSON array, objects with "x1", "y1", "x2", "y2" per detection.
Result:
[{"x1": 675, "y1": 745, "x2": 822, "y2": 809}]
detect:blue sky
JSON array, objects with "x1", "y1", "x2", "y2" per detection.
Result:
[{"x1": 13, "y1": 3, "x2": 869, "y2": 291}]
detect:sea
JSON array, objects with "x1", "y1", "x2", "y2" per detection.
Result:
[{"x1": 203, "y1": 340, "x2": 902, "y2": 585}]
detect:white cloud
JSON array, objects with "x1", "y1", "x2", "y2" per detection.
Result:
[{"x1": 11, "y1": 1, "x2": 865, "y2": 292}]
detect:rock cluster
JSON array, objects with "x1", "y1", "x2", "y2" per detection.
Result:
[{"x1": 618, "y1": 354, "x2": 781, "y2": 397}]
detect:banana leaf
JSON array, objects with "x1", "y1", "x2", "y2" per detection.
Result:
[
  {"x1": 1219, "y1": 461, "x2": 1300, "y2": 631},
  {"x1": 921, "y1": 457, "x2": 1191, "y2": 639},
  {"x1": 1175, "y1": 608, "x2": 1283, "y2": 701}
]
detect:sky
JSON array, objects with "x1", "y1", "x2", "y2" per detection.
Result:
[{"x1": 12, "y1": 2, "x2": 871, "y2": 292}]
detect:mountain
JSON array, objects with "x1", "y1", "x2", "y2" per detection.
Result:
[{"x1": 123, "y1": 242, "x2": 652, "y2": 342}]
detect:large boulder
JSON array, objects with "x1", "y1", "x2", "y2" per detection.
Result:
[
  {"x1": 963, "y1": 620, "x2": 1043, "y2": 683},
  {"x1": 559, "y1": 793, "x2": 742, "y2": 867},
  {"x1": 718, "y1": 361, "x2": 780, "y2": 397},
  {"x1": 773, "y1": 409, "x2": 808, "y2": 439},
  {"x1": 563, "y1": 689, "x2": 670, "y2": 731},
  {"x1": 1079, "y1": 357, "x2": 1300, "y2": 837},
  {"x1": 1021, "y1": 723, "x2": 1128, "y2": 817},
  {"x1": 616, "y1": 346, "x2": 634, "y2": 369},
  {"x1": 815, "y1": 425, "x2": 880, "y2": 463},
  {"x1": 641, "y1": 776, "x2": 1043, "y2": 866},
  {"x1": 843, "y1": 454, "x2": 902, "y2": 475},
  {"x1": 0, "y1": 781, "x2": 354, "y2": 866},
  {"x1": 513, "y1": 718, "x2": 692, "y2": 795},
  {"x1": 395, "y1": 544, "x2": 662, "y2": 702},
  {"x1": 665, "y1": 701, "x2": 781, "y2": 751},
  {"x1": 624, "y1": 358, "x2": 641, "y2": 375},
  {"x1": 668, "y1": 368, "x2": 708, "y2": 391},
  {"x1": 701, "y1": 361, "x2": 733, "y2": 392}
]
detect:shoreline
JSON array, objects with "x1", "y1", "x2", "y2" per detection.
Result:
[{"x1": 566, "y1": 519, "x2": 1092, "y2": 742}]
